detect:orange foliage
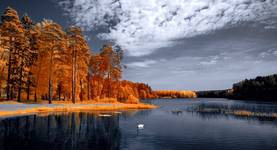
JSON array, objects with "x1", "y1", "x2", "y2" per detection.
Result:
[
  {"x1": 88, "y1": 79, "x2": 156, "y2": 103},
  {"x1": 0, "y1": 7, "x2": 157, "y2": 104},
  {"x1": 154, "y1": 90, "x2": 197, "y2": 98},
  {"x1": 0, "y1": 7, "x2": 195, "y2": 105}
]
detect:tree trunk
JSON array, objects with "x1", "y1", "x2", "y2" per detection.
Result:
[
  {"x1": 80, "y1": 80, "x2": 83, "y2": 101},
  {"x1": 87, "y1": 74, "x2": 90, "y2": 100},
  {"x1": 34, "y1": 92, "x2": 37, "y2": 102},
  {"x1": 10, "y1": 86, "x2": 14, "y2": 100},
  {"x1": 58, "y1": 91, "x2": 61, "y2": 101},
  {"x1": 107, "y1": 71, "x2": 111, "y2": 98},
  {"x1": 97, "y1": 78, "x2": 100, "y2": 98},
  {"x1": 74, "y1": 50, "x2": 77, "y2": 102},
  {"x1": 6, "y1": 43, "x2": 12, "y2": 100},
  {"x1": 58, "y1": 82, "x2": 61, "y2": 101},
  {"x1": 48, "y1": 52, "x2": 53, "y2": 104},
  {"x1": 48, "y1": 77, "x2": 52, "y2": 104},
  {"x1": 34, "y1": 60, "x2": 42, "y2": 102},
  {"x1": 27, "y1": 74, "x2": 30, "y2": 101},
  {"x1": 72, "y1": 48, "x2": 76, "y2": 104},
  {"x1": 17, "y1": 66, "x2": 23, "y2": 102}
]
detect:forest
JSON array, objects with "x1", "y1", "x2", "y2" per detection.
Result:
[
  {"x1": 196, "y1": 89, "x2": 232, "y2": 98},
  {"x1": 0, "y1": 7, "x2": 156, "y2": 104},
  {"x1": 232, "y1": 74, "x2": 277, "y2": 100},
  {"x1": 197, "y1": 74, "x2": 277, "y2": 101}
]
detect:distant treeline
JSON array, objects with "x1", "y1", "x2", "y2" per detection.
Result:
[
  {"x1": 232, "y1": 74, "x2": 277, "y2": 100},
  {"x1": 196, "y1": 74, "x2": 277, "y2": 101},
  {"x1": 196, "y1": 89, "x2": 232, "y2": 98}
]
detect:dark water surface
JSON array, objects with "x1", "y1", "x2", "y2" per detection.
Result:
[{"x1": 1, "y1": 98, "x2": 277, "y2": 150}]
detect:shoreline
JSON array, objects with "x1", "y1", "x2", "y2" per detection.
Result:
[{"x1": 0, "y1": 101, "x2": 157, "y2": 118}]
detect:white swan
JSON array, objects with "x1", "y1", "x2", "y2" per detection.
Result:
[
  {"x1": 98, "y1": 114, "x2": 112, "y2": 117},
  {"x1": 137, "y1": 124, "x2": 144, "y2": 129}
]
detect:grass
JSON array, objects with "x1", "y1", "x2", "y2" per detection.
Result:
[
  {"x1": 193, "y1": 108, "x2": 277, "y2": 119},
  {"x1": 0, "y1": 100, "x2": 157, "y2": 118}
]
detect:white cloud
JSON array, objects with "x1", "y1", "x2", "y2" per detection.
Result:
[
  {"x1": 200, "y1": 60, "x2": 217, "y2": 66},
  {"x1": 273, "y1": 50, "x2": 277, "y2": 56},
  {"x1": 171, "y1": 70, "x2": 195, "y2": 74},
  {"x1": 200, "y1": 55, "x2": 219, "y2": 66},
  {"x1": 259, "y1": 48, "x2": 277, "y2": 58},
  {"x1": 126, "y1": 60, "x2": 156, "y2": 68},
  {"x1": 259, "y1": 51, "x2": 270, "y2": 58},
  {"x1": 59, "y1": 0, "x2": 277, "y2": 56},
  {"x1": 264, "y1": 25, "x2": 277, "y2": 30}
]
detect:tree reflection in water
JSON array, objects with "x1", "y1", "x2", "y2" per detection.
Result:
[{"x1": 0, "y1": 112, "x2": 121, "y2": 150}]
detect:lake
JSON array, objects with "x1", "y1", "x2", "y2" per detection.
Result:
[{"x1": 0, "y1": 98, "x2": 277, "y2": 150}]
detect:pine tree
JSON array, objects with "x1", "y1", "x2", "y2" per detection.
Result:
[
  {"x1": 67, "y1": 26, "x2": 90, "y2": 103},
  {"x1": 0, "y1": 25, "x2": 9, "y2": 97},
  {"x1": 100, "y1": 44, "x2": 122, "y2": 98},
  {"x1": 15, "y1": 14, "x2": 38, "y2": 102},
  {"x1": 36, "y1": 20, "x2": 66, "y2": 104},
  {"x1": 0, "y1": 7, "x2": 25, "y2": 100}
]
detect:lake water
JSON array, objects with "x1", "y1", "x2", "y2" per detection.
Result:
[{"x1": 0, "y1": 98, "x2": 277, "y2": 150}]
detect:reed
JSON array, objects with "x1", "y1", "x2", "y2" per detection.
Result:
[{"x1": 0, "y1": 101, "x2": 157, "y2": 118}]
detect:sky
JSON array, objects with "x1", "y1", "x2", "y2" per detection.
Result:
[{"x1": 1, "y1": 0, "x2": 277, "y2": 90}]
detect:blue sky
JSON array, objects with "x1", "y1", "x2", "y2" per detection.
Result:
[{"x1": 1, "y1": 0, "x2": 277, "y2": 90}]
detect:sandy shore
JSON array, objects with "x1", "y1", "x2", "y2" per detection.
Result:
[{"x1": 0, "y1": 101, "x2": 157, "y2": 118}]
